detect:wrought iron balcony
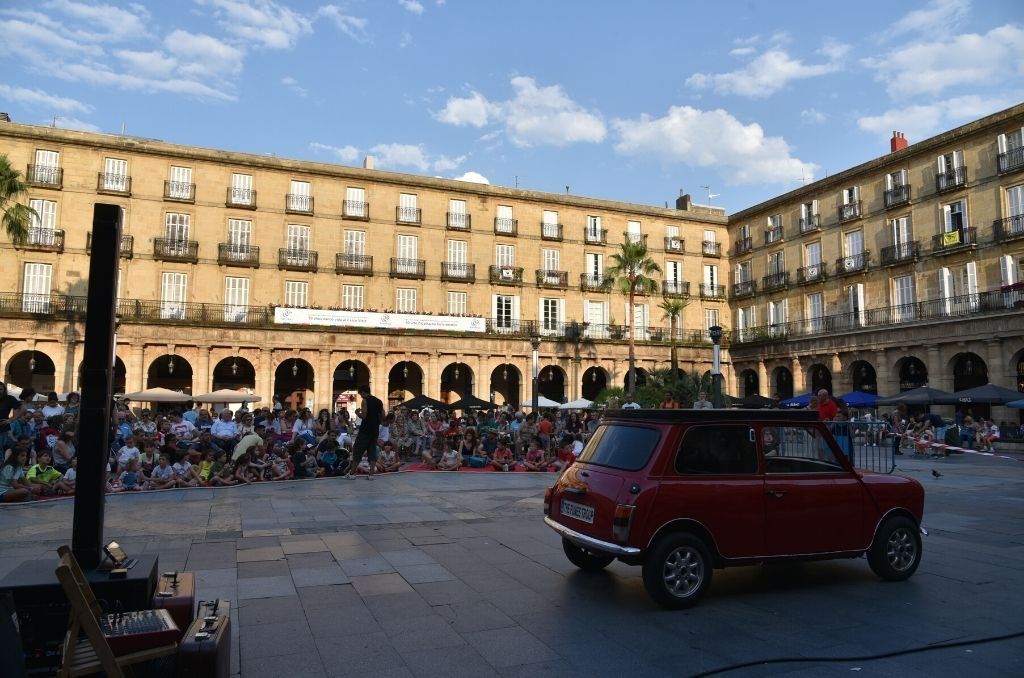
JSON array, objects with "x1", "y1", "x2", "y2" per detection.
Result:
[
  {"x1": 838, "y1": 201, "x2": 861, "y2": 222},
  {"x1": 97, "y1": 172, "x2": 131, "y2": 195},
  {"x1": 835, "y1": 252, "x2": 870, "y2": 276},
  {"x1": 390, "y1": 257, "x2": 425, "y2": 279},
  {"x1": 396, "y1": 206, "x2": 422, "y2": 224},
  {"x1": 335, "y1": 253, "x2": 373, "y2": 275},
  {"x1": 625, "y1": 233, "x2": 647, "y2": 245},
  {"x1": 999, "y1": 147, "x2": 1024, "y2": 174},
  {"x1": 441, "y1": 262, "x2": 475, "y2": 282},
  {"x1": 732, "y1": 280, "x2": 756, "y2": 298},
  {"x1": 580, "y1": 273, "x2": 613, "y2": 292},
  {"x1": 662, "y1": 280, "x2": 690, "y2": 297},
  {"x1": 584, "y1": 228, "x2": 607, "y2": 244},
  {"x1": 931, "y1": 227, "x2": 977, "y2": 253},
  {"x1": 164, "y1": 180, "x2": 195, "y2": 202},
  {"x1": 226, "y1": 187, "x2": 257, "y2": 209},
  {"x1": 796, "y1": 263, "x2": 827, "y2": 285},
  {"x1": 664, "y1": 236, "x2": 684, "y2": 252},
  {"x1": 18, "y1": 228, "x2": 65, "y2": 253},
  {"x1": 218, "y1": 243, "x2": 260, "y2": 268},
  {"x1": 342, "y1": 200, "x2": 369, "y2": 220},
  {"x1": 761, "y1": 272, "x2": 789, "y2": 292},
  {"x1": 701, "y1": 241, "x2": 721, "y2": 257},
  {"x1": 880, "y1": 242, "x2": 920, "y2": 266},
  {"x1": 86, "y1": 232, "x2": 134, "y2": 258},
  {"x1": 286, "y1": 194, "x2": 314, "y2": 215},
  {"x1": 734, "y1": 237, "x2": 751, "y2": 254},
  {"x1": 26, "y1": 164, "x2": 62, "y2": 188},
  {"x1": 154, "y1": 238, "x2": 199, "y2": 263},
  {"x1": 764, "y1": 226, "x2": 784, "y2": 245},
  {"x1": 489, "y1": 265, "x2": 523, "y2": 285},
  {"x1": 884, "y1": 185, "x2": 910, "y2": 209},
  {"x1": 799, "y1": 215, "x2": 820, "y2": 233},
  {"x1": 278, "y1": 248, "x2": 318, "y2": 272},
  {"x1": 699, "y1": 284, "x2": 725, "y2": 300},
  {"x1": 494, "y1": 217, "x2": 518, "y2": 236},
  {"x1": 536, "y1": 269, "x2": 569, "y2": 288},
  {"x1": 994, "y1": 216, "x2": 1024, "y2": 242},
  {"x1": 446, "y1": 212, "x2": 471, "y2": 230},
  {"x1": 936, "y1": 166, "x2": 967, "y2": 193},
  {"x1": 542, "y1": 223, "x2": 563, "y2": 241}
]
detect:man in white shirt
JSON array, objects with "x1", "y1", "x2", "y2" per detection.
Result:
[
  {"x1": 621, "y1": 396, "x2": 641, "y2": 410},
  {"x1": 692, "y1": 391, "x2": 713, "y2": 409},
  {"x1": 169, "y1": 412, "x2": 197, "y2": 445},
  {"x1": 210, "y1": 409, "x2": 238, "y2": 446}
]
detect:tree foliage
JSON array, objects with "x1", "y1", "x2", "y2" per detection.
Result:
[{"x1": 0, "y1": 154, "x2": 35, "y2": 245}]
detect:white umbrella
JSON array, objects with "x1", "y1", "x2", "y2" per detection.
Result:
[
  {"x1": 122, "y1": 387, "x2": 193, "y2": 403},
  {"x1": 559, "y1": 398, "x2": 594, "y2": 410},
  {"x1": 192, "y1": 389, "x2": 262, "y2": 404},
  {"x1": 521, "y1": 395, "x2": 561, "y2": 408}
]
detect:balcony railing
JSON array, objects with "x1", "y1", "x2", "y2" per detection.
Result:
[
  {"x1": 342, "y1": 200, "x2": 369, "y2": 220},
  {"x1": 26, "y1": 164, "x2": 62, "y2": 188},
  {"x1": 18, "y1": 228, "x2": 65, "y2": 253},
  {"x1": 884, "y1": 185, "x2": 910, "y2": 209},
  {"x1": 494, "y1": 218, "x2": 518, "y2": 236},
  {"x1": 86, "y1": 232, "x2": 134, "y2": 258},
  {"x1": 153, "y1": 238, "x2": 199, "y2": 263},
  {"x1": 732, "y1": 280, "x2": 756, "y2": 298},
  {"x1": 0, "y1": 292, "x2": 87, "y2": 316},
  {"x1": 838, "y1": 201, "x2": 861, "y2": 222},
  {"x1": 664, "y1": 236, "x2": 684, "y2": 252},
  {"x1": 803, "y1": 215, "x2": 824, "y2": 233},
  {"x1": 536, "y1": 270, "x2": 569, "y2": 288},
  {"x1": 994, "y1": 215, "x2": 1024, "y2": 242},
  {"x1": 999, "y1": 147, "x2": 1024, "y2": 174},
  {"x1": 936, "y1": 166, "x2": 967, "y2": 193},
  {"x1": 580, "y1": 274, "x2": 613, "y2": 292},
  {"x1": 286, "y1": 194, "x2": 314, "y2": 215},
  {"x1": 932, "y1": 227, "x2": 977, "y2": 253},
  {"x1": 97, "y1": 173, "x2": 131, "y2": 195},
  {"x1": 396, "y1": 206, "x2": 422, "y2": 224},
  {"x1": 489, "y1": 265, "x2": 523, "y2": 285},
  {"x1": 226, "y1": 187, "x2": 257, "y2": 209},
  {"x1": 390, "y1": 257, "x2": 426, "y2": 279},
  {"x1": 446, "y1": 212, "x2": 471, "y2": 230},
  {"x1": 880, "y1": 242, "x2": 920, "y2": 266},
  {"x1": 796, "y1": 263, "x2": 827, "y2": 285},
  {"x1": 542, "y1": 223, "x2": 563, "y2": 241},
  {"x1": 584, "y1": 228, "x2": 607, "y2": 244},
  {"x1": 625, "y1": 233, "x2": 647, "y2": 245},
  {"x1": 699, "y1": 284, "x2": 726, "y2": 300},
  {"x1": 734, "y1": 237, "x2": 751, "y2": 254},
  {"x1": 835, "y1": 252, "x2": 870, "y2": 276},
  {"x1": 765, "y1": 226, "x2": 784, "y2": 245},
  {"x1": 441, "y1": 262, "x2": 475, "y2": 282},
  {"x1": 278, "y1": 248, "x2": 318, "y2": 272},
  {"x1": 116, "y1": 299, "x2": 272, "y2": 325},
  {"x1": 701, "y1": 241, "x2": 721, "y2": 257},
  {"x1": 662, "y1": 280, "x2": 690, "y2": 297},
  {"x1": 218, "y1": 243, "x2": 260, "y2": 267},
  {"x1": 761, "y1": 272, "x2": 789, "y2": 291},
  {"x1": 164, "y1": 180, "x2": 195, "y2": 202},
  {"x1": 335, "y1": 253, "x2": 373, "y2": 275}
]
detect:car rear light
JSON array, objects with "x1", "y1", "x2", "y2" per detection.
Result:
[
  {"x1": 612, "y1": 504, "x2": 636, "y2": 542},
  {"x1": 543, "y1": 487, "x2": 553, "y2": 516}
]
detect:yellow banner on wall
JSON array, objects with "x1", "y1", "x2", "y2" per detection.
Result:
[{"x1": 942, "y1": 230, "x2": 962, "y2": 246}]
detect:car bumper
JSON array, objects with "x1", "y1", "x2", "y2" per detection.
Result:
[{"x1": 544, "y1": 516, "x2": 642, "y2": 557}]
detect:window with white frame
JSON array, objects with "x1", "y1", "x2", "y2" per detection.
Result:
[
  {"x1": 627, "y1": 220, "x2": 642, "y2": 244},
  {"x1": 231, "y1": 173, "x2": 253, "y2": 205},
  {"x1": 891, "y1": 216, "x2": 912, "y2": 246},
  {"x1": 227, "y1": 219, "x2": 252, "y2": 258},
  {"x1": 161, "y1": 272, "x2": 187, "y2": 320},
  {"x1": 800, "y1": 200, "x2": 818, "y2": 231},
  {"x1": 492, "y1": 294, "x2": 519, "y2": 331},
  {"x1": 735, "y1": 260, "x2": 751, "y2": 283},
  {"x1": 396, "y1": 288, "x2": 417, "y2": 313},
  {"x1": 398, "y1": 193, "x2": 418, "y2": 222},
  {"x1": 806, "y1": 292, "x2": 824, "y2": 333},
  {"x1": 840, "y1": 186, "x2": 860, "y2": 220},
  {"x1": 585, "y1": 300, "x2": 609, "y2": 338},
  {"x1": 737, "y1": 306, "x2": 755, "y2": 341},
  {"x1": 768, "y1": 299, "x2": 787, "y2": 334},
  {"x1": 224, "y1": 276, "x2": 249, "y2": 322},
  {"x1": 164, "y1": 212, "x2": 191, "y2": 255},
  {"x1": 343, "y1": 230, "x2": 365, "y2": 256},
  {"x1": 703, "y1": 264, "x2": 718, "y2": 294},
  {"x1": 495, "y1": 244, "x2": 515, "y2": 267},
  {"x1": 767, "y1": 251, "x2": 784, "y2": 276},
  {"x1": 286, "y1": 224, "x2": 312, "y2": 267},
  {"x1": 666, "y1": 260, "x2": 683, "y2": 294},
  {"x1": 397, "y1": 234, "x2": 419, "y2": 274},
  {"x1": 998, "y1": 128, "x2": 1024, "y2": 172},
  {"x1": 625, "y1": 302, "x2": 649, "y2": 339},
  {"x1": 447, "y1": 291, "x2": 468, "y2": 315},
  {"x1": 102, "y1": 158, "x2": 128, "y2": 192},
  {"x1": 27, "y1": 199, "x2": 56, "y2": 245},
  {"x1": 942, "y1": 199, "x2": 968, "y2": 240},
  {"x1": 665, "y1": 224, "x2": 682, "y2": 250},
  {"x1": 843, "y1": 230, "x2": 864, "y2": 266},
  {"x1": 846, "y1": 283, "x2": 866, "y2": 326},
  {"x1": 892, "y1": 274, "x2": 916, "y2": 322},
  {"x1": 168, "y1": 166, "x2": 192, "y2": 199},
  {"x1": 540, "y1": 298, "x2": 564, "y2": 333},
  {"x1": 542, "y1": 249, "x2": 560, "y2": 272},
  {"x1": 285, "y1": 281, "x2": 308, "y2": 307},
  {"x1": 448, "y1": 199, "x2": 468, "y2": 228},
  {"x1": 288, "y1": 180, "x2": 311, "y2": 212},
  {"x1": 703, "y1": 229, "x2": 717, "y2": 252},
  {"x1": 804, "y1": 241, "x2": 822, "y2": 279},
  {"x1": 1004, "y1": 184, "x2": 1024, "y2": 237},
  {"x1": 22, "y1": 263, "x2": 52, "y2": 313},
  {"x1": 342, "y1": 284, "x2": 364, "y2": 310},
  {"x1": 31, "y1": 150, "x2": 59, "y2": 184},
  {"x1": 586, "y1": 215, "x2": 602, "y2": 240},
  {"x1": 704, "y1": 309, "x2": 719, "y2": 337},
  {"x1": 542, "y1": 210, "x2": 560, "y2": 238},
  {"x1": 586, "y1": 252, "x2": 603, "y2": 278},
  {"x1": 496, "y1": 205, "x2": 514, "y2": 233},
  {"x1": 447, "y1": 240, "x2": 468, "y2": 278},
  {"x1": 766, "y1": 214, "x2": 782, "y2": 243},
  {"x1": 345, "y1": 187, "x2": 367, "y2": 217}
]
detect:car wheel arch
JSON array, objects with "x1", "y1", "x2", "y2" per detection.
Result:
[
  {"x1": 647, "y1": 519, "x2": 722, "y2": 565},
  {"x1": 870, "y1": 507, "x2": 920, "y2": 545}
]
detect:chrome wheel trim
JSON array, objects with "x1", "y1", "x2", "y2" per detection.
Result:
[
  {"x1": 662, "y1": 546, "x2": 704, "y2": 598},
  {"x1": 886, "y1": 527, "x2": 917, "y2": 572}
]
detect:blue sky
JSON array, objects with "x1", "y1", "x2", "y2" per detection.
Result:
[{"x1": 1, "y1": 0, "x2": 1022, "y2": 212}]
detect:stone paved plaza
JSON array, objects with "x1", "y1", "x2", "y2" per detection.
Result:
[{"x1": 2, "y1": 454, "x2": 1022, "y2": 677}]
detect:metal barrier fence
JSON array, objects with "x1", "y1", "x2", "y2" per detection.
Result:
[{"x1": 826, "y1": 422, "x2": 896, "y2": 474}]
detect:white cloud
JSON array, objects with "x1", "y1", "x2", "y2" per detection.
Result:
[
  {"x1": 0, "y1": 84, "x2": 93, "y2": 114},
  {"x1": 281, "y1": 76, "x2": 307, "y2": 97},
  {"x1": 115, "y1": 50, "x2": 177, "y2": 79},
  {"x1": 877, "y1": 0, "x2": 970, "y2": 42},
  {"x1": 367, "y1": 143, "x2": 465, "y2": 173},
  {"x1": 434, "y1": 91, "x2": 496, "y2": 127},
  {"x1": 48, "y1": 115, "x2": 100, "y2": 132},
  {"x1": 686, "y1": 40, "x2": 848, "y2": 98},
  {"x1": 857, "y1": 94, "x2": 1017, "y2": 141},
  {"x1": 399, "y1": 31, "x2": 413, "y2": 48},
  {"x1": 613, "y1": 105, "x2": 818, "y2": 185},
  {"x1": 398, "y1": 0, "x2": 424, "y2": 14},
  {"x1": 43, "y1": 0, "x2": 150, "y2": 42},
  {"x1": 317, "y1": 5, "x2": 371, "y2": 43},
  {"x1": 197, "y1": 0, "x2": 313, "y2": 49},
  {"x1": 309, "y1": 142, "x2": 359, "y2": 163},
  {"x1": 0, "y1": 15, "x2": 104, "y2": 59},
  {"x1": 432, "y1": 154, "x2": 466, "y2": 172},
  {"x1": 164, "y1": 30, "x2": 245, "y2": 82},
  {"x1": 728, "y1": 47, "x2": 755, "y2": 57},
  {"x1": 800, "y1": 108, "x2": 826, "y2": 124},
  {"x1": 862, "y1": 24, "x2": 1024, "y2": 98},
  {"x1": 453, "y1": 171, "x2": 489, "y2": 184}
]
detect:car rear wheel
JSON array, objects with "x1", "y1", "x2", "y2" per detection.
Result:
[
  {"x1": 642, "y1": 533, "x2": 712, "y2": 609},
  {"x1": 562, "y1": 537, "x2": 615, "y2": 571},
  {"x1": 868, "y1": 516, "x2": 921, "y2": 581}
]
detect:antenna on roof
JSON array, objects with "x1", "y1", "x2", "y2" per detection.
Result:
[
  {"x1": 565, "y1": 185, "x2": 570, "y2": 194},
  {"x1": 794, "y1": 168, "x2": 812, "y2": 185},
  {"x1": 700, "y1": 185, "x2": 720, "y2": 202}
]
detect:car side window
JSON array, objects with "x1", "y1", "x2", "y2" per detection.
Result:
[
  {"x1": 763, "y1": 426, "x2": 845, "y2": 474},
  {"x1": 675, "y1": 425, "x2": 757, "y2": 475}
]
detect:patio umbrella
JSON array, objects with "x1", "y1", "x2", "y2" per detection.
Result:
[
  {"x1": 932, "y1": 384, "x2": 1024, "y2": 406},
  {"x1": 122, "y1": 387, "x2": 192, "y2": 403},
  {"x1": 192, "y1": 389, "x2": 262, "y2": 404},
  {"x1": 781, "y1": 392, "x2": 813, "y2": 408},
  {"x1": 521, "y1": 395, "x2": 561, "y2": 408},
  {"x1": 875, "y1": 386, "x2": 952, "y2": 406},
  {"x1": 837, "y1": 391, "x2": 882, "y2": 408},
  {"x1": 738, "y1": 394, "x2": 775, "y2": 409},
  {"x1": 559, "y1": 398, "x2": 594, "y2": 410},
  {"x1": 448, "y1": 394, "x2": 496, "y2": 411},
  {"x1": 397, "y1": 394, "x2": 452, "y2": 411},
  {"x1": 1007, "y1": 398, "x2": 1024, "y2": 409}
]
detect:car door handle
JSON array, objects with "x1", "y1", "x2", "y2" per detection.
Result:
[
  {"x1": 564, "y1": 487, "x2": 587, "y2": 496},
  {"x1": 766, "y1": 489, "x2": 786, "y2": 498}
]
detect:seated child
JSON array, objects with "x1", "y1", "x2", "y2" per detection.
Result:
[
  {"x1": 118, "y1": 459, "x2": 143, "y2": 491},
  {"x1": 233, "y1": 452, "x2": 256, "y2": 484},
  {"x1": 26, "y1": 451, "x2": 72, "y2": 496},
  {"x1": 0, "y1": 449, "x2": 34, "y2": 502},
  {"x1": 146, "y1": 454, "x2": 177, "y2": 490},
  {"x1": 377, "y1": 441, "x2": 401, "y2": 473},
  {"x1": 267, "y1": 449, "x2": 292, "y2": 481},
  {"x1": 551, "y1": 437, "x2": 576, "y2": 473},
  {"x1": 116, "y1": 434, "x2": 141, "y2": 475},
  {"x1": 437, "y1": 444, "x2": 462, "y2": 471},
  {"x1": 491, "y1": 439, "x2": 516, "y2": 471},
  {"x1": 317, "y1": 444, "x2": 340, "y2": 476},
  {"x1": 197, "y1": 449, "x2": 217, "y2": 484},
  {"x1": 138, "y1": 441, "x2": 159, "y2": 475},
  {"x1": 209, "y1": 451, "x2": 237, "y2": 486},
  {"x1": 421, "y1": 432, "x2": 447, "y2": 470},
  {"x1": 60, "y1": 456, "x2": 78, "y2": 494},
  {"x1": 522, "y1": 441, "x2": 548, "y2": 471},
  {"x1": 172, "y1": 452, "x2": 200, "y2": 488}
]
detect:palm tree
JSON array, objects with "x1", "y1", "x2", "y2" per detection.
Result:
[
  {"x1": 608, "y1": 238, "x2": 661, "y2": 397},
  {"x1": 658, "y1": 296, "x2": 689, "y2": 375},
  {"x1": 0, "y1": 154, "x2": 35, "y2": 245}
]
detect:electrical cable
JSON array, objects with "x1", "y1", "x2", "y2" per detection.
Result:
[{"x1": 689, "y1": 630, "x2": 1024, "y2": 677}]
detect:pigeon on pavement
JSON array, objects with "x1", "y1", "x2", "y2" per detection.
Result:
[{"x1": 932, "y1": 469, "x2": 943, "y2": 478}]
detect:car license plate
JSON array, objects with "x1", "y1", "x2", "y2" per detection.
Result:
[{"x1": 560, "y1": 499, "x2": 595, "y2": 524}]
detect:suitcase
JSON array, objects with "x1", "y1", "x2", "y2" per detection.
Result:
[
  {"x1": 177, "y1": 599, "x2": 231, "y2": 678},
  {"x1": 151, "y1": 571, "x2": 195, "y2": 637}
]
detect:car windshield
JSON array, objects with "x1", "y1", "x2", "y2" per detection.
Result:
[{"x1": 576, "y1": 424, "x2": 660, "y2": 471}]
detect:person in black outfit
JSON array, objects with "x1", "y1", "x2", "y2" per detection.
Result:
[
  {"x1": 0, "y1": 383, "x2": 22, "y2": 454},
  {"x1": 346, "y1": 385, "x2": 383, "y2": 481}
]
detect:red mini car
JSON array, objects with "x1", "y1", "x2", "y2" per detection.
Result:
[{"x1": 544, "y1": 409, "x2": 925, "y2": 608}]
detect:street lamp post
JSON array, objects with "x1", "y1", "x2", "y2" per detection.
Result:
[
  {"x1": 530, "y1": 327, "x2": 541, "y2": 413},
  {"x1": 709, "y1": 325, "x2": 724, "y2": 408}
]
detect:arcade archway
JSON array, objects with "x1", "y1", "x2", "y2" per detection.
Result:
[
  {"x1": 274, "y1": 358, "x2": 314, "y2": 410},
  {"x1": 147, "y1": 354, "x2": 193, "y2": 394},
  {"x1": 388, "y1": 361, "x2": 423, "y2": 405},
  {"x1": 772, "y1": 365, "x2": 794, "y2": 399},
  {"x1": 809, "y1": 364, "x2": 832, "y2": 395},
  {"x1": 441, "y1": 362, "x2": 474, "y2": 403},
  {"x1": 490, "y1": 364, "x2": 520, "y2": 408},
  {"x1": 212, "y1": 357, "x2": 256, "y2": 392},
  {"x1": 582, "y1": 366, "x2": 608, "y2": 401},
  {"x1": 850, "y1": 360, "x2": 877, "y2": 393},
  {"x1": 539, "y1": 364, "x2": 566, "y2": 403},
  {"x1": 4, "y1": 350, "x2": 56, "y2": 392}
]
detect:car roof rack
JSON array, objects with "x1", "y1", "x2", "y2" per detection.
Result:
[{"x1": 605, "y1": 409, "x2": 818, "y2": 422}]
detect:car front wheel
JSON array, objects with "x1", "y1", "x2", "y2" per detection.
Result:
[
  {"x1": 562, "y1": 537, "x2": 615, "y2": 571},
  {"x1": 868, "y1": 516, "x2": 922, "y2": 581},
  {"x1": 642, "y1": 533, "x2": 712, "y2": 609}
]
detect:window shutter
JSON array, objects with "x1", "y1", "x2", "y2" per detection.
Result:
[
  {"x1": 965, "y1": 261, "x2": 978, "y2": 295},
  {"x1": 853, "y1": 186, "x2": 860, "y2": 201},
  {"x1": 937, "y1": 155, "x2": 945, "y2": 173},
  {"x1": 558, "y1": 299, "x2": 566, "y2": 327},
  {"x1": 856, "y1": 284, "x2": 865, "y2": 325},
  {"x1": 842, "y1": 189, "x2": 849, "y2": 205},
  {"x1": 998, "y1": 134, "x2": 1007, "y2": 154},
  {"x1": 1001, "y1": 255, "x2": 1017, "y2": 286},
  {"x1": 942, "y1": 205, "x2": 952, "y2": 232},
  {"x1": 885, "y1": 173, "x2": 892, "y2": 190},
  {"x1": 939, "y1": 268, "x2": 952, "y2": 315},
  {"x1": 953, "y1": 150, "x2": 963, "y2": 168},
  {"x1": 512, "y1": 295, "x2": 520, "y2": 322}
]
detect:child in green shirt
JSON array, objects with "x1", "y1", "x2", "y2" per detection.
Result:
[{"x1": 26, "y1": 451, "x2": 72, "y2": 495}]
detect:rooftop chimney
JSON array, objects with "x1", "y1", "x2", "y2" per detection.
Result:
[
  {"x1": 0, "y1": 112, "x2": 10, "y2": 122},
  {"x1": 890, "y1": 131, "x2": 908, "y2": 153},
  {"x1": 675, "y1": 192, "x2": 692, "y2": 211},
  {"x1": 363, "y1": 155, "x2": 376, "y2": 170}
]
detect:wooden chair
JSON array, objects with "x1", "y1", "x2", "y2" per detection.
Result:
[{"x1": 54, "y1": 545, "x2": 178, "y2": 678}]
